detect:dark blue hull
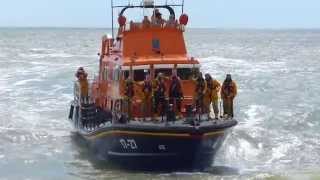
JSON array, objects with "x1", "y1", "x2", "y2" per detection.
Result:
[
  {"x1": 77, "y1": 122, "x2": 235, "y2": 170},
  {"x1": 69, "y1": 103, "x2": 237, "y2": 170}
]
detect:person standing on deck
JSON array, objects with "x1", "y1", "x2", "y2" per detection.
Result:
[
  {"x1": 204, "y1": 74, "x2": 221, "y2": 120},
  {"x1": 151, "y1": 9, "x2": 165, "y2": 26},
  {"x1": 153, "y1": 73, "x2": 167, "y2": 119},
  {"x1": 166, "y1": 14, "x2": 178, "y2": 28},
  {"x1": 142, "y1": 16, "x2": 151, "y2": 28},
  {"x1": 75, "y1": 67, "x2": 89, "y2": 104},
  {"x1": 124, "y1": 75, "x2": 135, "y2": 120},
  {"x1": 221, "y1": 74, "x2": 237, "y2": 118},
  {"x1": 169, "y1": 75, "x2": 183, "y2": 118},
  {"x1": 193, "y1": 72, "x2": 207, "y2": 116},
  {"x1": 142, "y1": 74, "x2": 153, "y2": 121}
]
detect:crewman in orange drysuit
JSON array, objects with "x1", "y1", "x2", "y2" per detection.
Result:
[
  {"x1": 221, "y1": 74, "x2": 237, "y2": 118},
  {"x1": 193, "y1": 72, "x2": 207, "y2": 115},
  {"x1": 204, "y1": 73, "x2": 221, "y2": 120},
  {"x1": 124, "y1": 75, "x2": 135, "y2": 120},
  {"x1": 142, "y1": 74, "x2": 153, "y2": 121},
  {"x1": 76, "y1": 67, "x2": 89, "y2": 104},
  {"x1": 169, "y1": 75, "x2": 183, "y2": 117}
]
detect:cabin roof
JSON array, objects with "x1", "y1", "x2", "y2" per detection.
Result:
[{"x1": 121, "y1": 27, "x2": 187, "y2": 58}]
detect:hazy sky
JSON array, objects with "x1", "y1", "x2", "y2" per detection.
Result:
[{"x1": 0, "y1": 0, "x2": 319, "y2": 28}]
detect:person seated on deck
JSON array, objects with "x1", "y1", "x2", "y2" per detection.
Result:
[
  {"x1": 166, "y1": 15, "x2": 178, "y2": 28},
  {"x1": 204, "y1": 73, "x2": 221, "y2": 120},
  {"x1": 151, "y1": 9, "x2": 165, "y2": 26},
  {"x1": 141, "y1": 74, "x2": 153, "y2": 121},
  {"x1": 153, "y1": 73, "x2": 167, "y2": 119},
  {"x1": 75, "y1": 67, "x2": 89, "y2": 104},
  {"x1": 169, "y1": 74, "x2": 183, "y2": 118},
  {"x1": 221, "y1": 74, "x2": 237, "y2": 119},
  {"x1": 192, "y1": 72, "x2": 207, "y2": 117},
  {"x1": 142, "y1": 16, "x2": 151, "y2": 28}
]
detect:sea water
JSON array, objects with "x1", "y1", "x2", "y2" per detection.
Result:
[{"x1": 0, "y1": 28, "x2": 320, "y2": 180}]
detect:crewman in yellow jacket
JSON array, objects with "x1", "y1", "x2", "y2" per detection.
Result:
[
  {"x1": 204, "y1": 74, "x2": 221, "y2": 120},
  {"x1": 221, "y1": 74, "x2": 237, "y2": 118},
  {"x1": 141, "y1": 74, "x2": 153, "y2": 121},
  {"x1": 76, "y1": 67, "x2": 89, "y2": 104},
  {"x1": 124, "y1": 75, "x2": 135, "y2": 120},
  {"x1": 152, "y1": 73, "x2": 167, "y2": 118},
  {"x1": 193, "y1": 72, "x2": 207, "y2": 115}
]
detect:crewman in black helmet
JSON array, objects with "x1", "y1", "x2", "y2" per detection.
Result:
[
  {"x1": 124, "y1": 74, "x2": 135, "y2": 120},
  {"x1": 142, "y1": 74, "x2": 153, "y2": 121},
  {"x1": 193, "y1": 72, "x2": 207, "y2": 115},
  {"x1": 153, "y1": 73, "x2": 167, "y2": 119},
  {"x1": 169, "y1": 74, "x2": 183, "y2": 118},
  {"x1": 75, "y1": 67, "x2": 89, "y2": 104}
]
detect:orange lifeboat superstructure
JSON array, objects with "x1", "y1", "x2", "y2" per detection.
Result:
[{"x1": 92, "y1": 8, "x2": 200, "y2": 120}]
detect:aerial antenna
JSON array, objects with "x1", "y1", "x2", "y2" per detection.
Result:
[
  {"x1": 182, "y1": 0, "x2": 184, "y2": 13},
  {"x1": 111, "y1": 0, "x2": 114, "y2": 38}
]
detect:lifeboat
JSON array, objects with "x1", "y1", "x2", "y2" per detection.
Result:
[{"x1": 69, "y1": 0, "x2": 237, "y2": 171}]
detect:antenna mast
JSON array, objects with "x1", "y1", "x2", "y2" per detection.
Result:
[
  {"x1": 182, "y1": 0, "x2": 184, "y2": 13},
  {"x1": 111, "y1": 0, "x2": 114, "y2": 38}
]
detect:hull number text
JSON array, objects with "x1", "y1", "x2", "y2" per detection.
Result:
[{"x1": 119, "y1": 139, "x2": 138, "y2": 149}]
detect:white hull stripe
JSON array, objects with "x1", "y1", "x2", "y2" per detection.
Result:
[{"x1": 108, "y1": 151, "x2": 177, "y2": 157}]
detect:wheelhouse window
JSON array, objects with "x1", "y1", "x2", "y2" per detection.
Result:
[
  {"x1": 134, "y1": 70, "x2": 146, "y2": 81},
  {"x1": 177, "y1": 68, "x2": 196, "y2": 80},
  {"x1": 134, "y1": 69, "x2": 150, "y2": 81},
  {"x1": 155, "y1": 68, "x2": 172, "y2": 77},
  {"x1": 122, "y1": 69, "x2": 150, "y2": 82}
]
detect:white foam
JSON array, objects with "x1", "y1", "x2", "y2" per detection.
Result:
[
  {"x1": 19, "y1": 53, "x2": 74, "y2": 59},
  {"x1": 199, "y1": 55, "x2": 287, "y2": 76},
  {"x1": 241, "y1": 105, "x2": 269, "y2": 129},
  {"x1": 13, "y1": 78, "x2": 43, "y2": 86}
]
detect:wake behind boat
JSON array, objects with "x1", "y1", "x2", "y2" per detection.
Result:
[{"x1": 68, "y1": 0, "x2": 237, "y2": 171}]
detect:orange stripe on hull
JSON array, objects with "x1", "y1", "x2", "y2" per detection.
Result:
[{"x1": 83, "y1": 130, "x2": 225, "y2": 140}]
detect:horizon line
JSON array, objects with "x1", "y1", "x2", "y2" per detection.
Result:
[{"x1": 1, "y1": 26, "x2": 320, "y2": 30}]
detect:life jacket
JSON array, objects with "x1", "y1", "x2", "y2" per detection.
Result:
[
  {"x1": 125, "y1": 80, "x2": 134, "y2": 98},
  {"x1": 222, "y1": 81, "x2": 236, "y2": 98},
  {"x1": 143, "y1": 80, "x2": 152, "y2": 94},
  {"x1": 196, "y1": 78, "x2": 205, "y2": 94},
  {"x1": 156, "y1": 81, "x2": 166, "y2": 98},
  {"x1": 169, "y1": 79, "x2": 182, "y2": 98},
  {"x1": 206, "y1": 79, "x2": 213, "y2": 91},
  {"x1": 79, "y1": 78, "x2": 89, "y2": 96}
]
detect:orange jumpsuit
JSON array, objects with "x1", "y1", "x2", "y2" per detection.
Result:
[
  {"x1": 204, "y1": 79, "x2": 221, "y2": 117},
  {"x1": 221, "y1": 81, "x2": 237, "y2": 118},
  {"x1": 142, "y1": 80, "x2": 153, "y2": 119},
  {"x1": 79, "y1": 77, "x2": 89, "y2": 104}
]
